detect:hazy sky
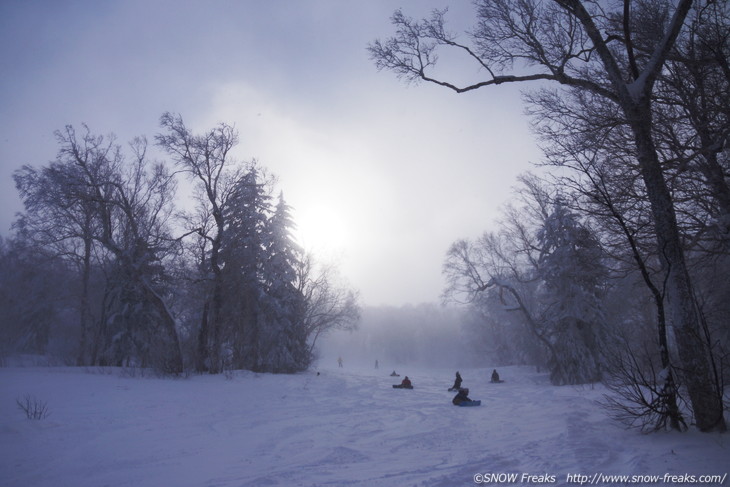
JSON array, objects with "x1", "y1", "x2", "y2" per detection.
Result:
[{"x1": 0, "y1": 0, "x2": 541, "y2": 306}]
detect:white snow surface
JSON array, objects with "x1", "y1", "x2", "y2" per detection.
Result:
[{"x1": 1, "y1": 365, "x2": 727, "y2": 487}]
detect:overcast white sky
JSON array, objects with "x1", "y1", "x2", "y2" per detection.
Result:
[{"x1": 0, "y1": 1, "x2": 542, "y2": 306}]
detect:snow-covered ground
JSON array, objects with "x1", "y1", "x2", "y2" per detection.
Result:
[{"x1": 1, "y1": 364, "x2": 727, "y2": 486}]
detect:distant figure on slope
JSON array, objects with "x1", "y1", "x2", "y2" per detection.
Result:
[
  {"x1": 375, "y1": 359, "x2": 379, "y2": 369},
  {"x1": 452, "y1": 387, "x2": 472, "y2": 405},
  {"x1": 338, "y1": 356, "x2": 343, "y2": 368},
  {"x1": 393, "y1": 376, "x2": 413, "y2": 389},
  {"x1": 449, "y1": 371, "x2": 463, "y2": 391},
  {"x1": 491, "y1": 369, "x2": 504, "y2": 383},
  {"x1": 390, "y1": 370, "x2": 400, "y2": 377}
]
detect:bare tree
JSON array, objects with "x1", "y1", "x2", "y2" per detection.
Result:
[
  {"x1": 602, "y1": 335, "x2": 688, "y2": 433},
  {"x1": 521, "y1": 2, "x2": 727, "y2": 429},
  {"x1": 296, "y1": 252, "x2": 360, "y2": 358},
  {"x1": 156, "y1": 113, "x2": 247, "y2": 373},
  {"x1": 14, "y1": 160, "x2": 99, "y2": 365},
  {"x1": 55, "y1": 125, "x2": 184, "y2": 374},
  {"x1": 577, "y1": 161, "x2": 686, "y2": 430},
  {"x1": 523, "y1": 78, "x2": 689, "y2": 429},
  {"x1": 657, "y1": 1, "x2": 730, "y2": 229},
  {"x1": 371, "y1": 0, "x2": 725, "y2": 431}
]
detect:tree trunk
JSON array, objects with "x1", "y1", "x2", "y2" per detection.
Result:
[
  {"x1": 208, "y1": 258, "x2": 224, "y2": 374},
  {"x1": 207, "y1": 218, "x2": 225, "y2": 374},
  {"x1": 76, "y1": 236, "x2": 93, "y2": 366},
  {"x1": 196, "y1": 300, "x2": 210, "y2": 373},
  {"x1": 628, "y1": 102, "x2": 726, "y2": 432},
  {"x1": 141, "y1": 280, "x2": 184, "y2": 375},
  {"x1": 597, "y1": 176, "x2": 684, "y2": 429}
]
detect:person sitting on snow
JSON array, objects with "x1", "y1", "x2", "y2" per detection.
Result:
[
  {"x1": 390, "y1": 370, "x2": 400, "y2": 377},
  {"x1": 452, "y1": 387, "x2": 472, "y2": 405},
  {"x1": 449, "y1": 371, "x2": 463, "y2": 391},
  {"x1": 491, "y1": 369, "x2": 502, "y2": 383},
  {"x1": 393, "y1": 375, "x2": 413, "y2": 389}
]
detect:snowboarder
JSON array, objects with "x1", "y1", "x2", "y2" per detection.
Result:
[
  {"x1": 491, "y1": 369, "x2": 504, "y2": 383},
  {"x1": 393, "y1": 376, "x2": 413, "y2": 389},
  {"x1": 449, "y1": 371, "x2": 463, "y2": 391},
  {"x1": 390, "y1": 370, "x2": 400, "y2": 377},
  {"x1": 452, "y1": 388, "x2": 472, "y2": 405}
]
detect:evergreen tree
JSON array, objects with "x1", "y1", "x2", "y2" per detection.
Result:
[
  {"x1": 219, "y1": 176, "x2": 310, "y2": 373},
  {"x1": 537, "y1": 201, "x2": 607, "y2": 384},
  {"x1": 219, "y1": 168, "x2": 271, "y2": 371},
  {"x1": 262, "y1": 193, "x2": 308, "y2": 371}
]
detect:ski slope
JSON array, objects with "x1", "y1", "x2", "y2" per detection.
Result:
[{"x1": 1, "y1": 364, "x2": 727, "y2": 486}]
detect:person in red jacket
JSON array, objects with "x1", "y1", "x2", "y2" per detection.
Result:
[{"x1": 393, "y1": 376, "x2": 413, "y2": 389}]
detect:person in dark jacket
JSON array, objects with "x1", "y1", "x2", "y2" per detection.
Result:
[
  {"x1": 452, "y1": 387, "x2": 472, "y2": 405},
  {"x1": 491, "y1": 369, "x2": 503, "y2": 383},
  {"x1": 449, "y1": 371, "x2": 463, "y2": 391}
]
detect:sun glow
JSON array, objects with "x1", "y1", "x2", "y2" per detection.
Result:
[{"x1": 294, "y1": 203, "x2": 350, "y2": 255}]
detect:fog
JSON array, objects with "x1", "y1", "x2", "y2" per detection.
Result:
[{"x1": 317, "y1": 303, "x2": 489, "y2": 371}]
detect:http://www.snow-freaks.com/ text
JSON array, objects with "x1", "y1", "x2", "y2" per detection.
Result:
[{"x1": 473, "y1": 472, "x2": 727, "y2": 485}]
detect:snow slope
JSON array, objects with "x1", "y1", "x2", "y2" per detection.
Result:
[{"x1": 1, "y1": 365, "x2": 727, "y2": 486}]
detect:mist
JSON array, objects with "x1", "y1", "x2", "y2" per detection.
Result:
[{"x1": 317, "y1": 303, "x2": 489, "y2": 371}]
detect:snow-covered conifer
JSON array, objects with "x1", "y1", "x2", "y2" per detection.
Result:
[
  {"x1": 259, "y1": 192, "x2": 308, "y2": 372},
  {"x1": 537, "y1": 200, "x2": 607, "y2": 385}
]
